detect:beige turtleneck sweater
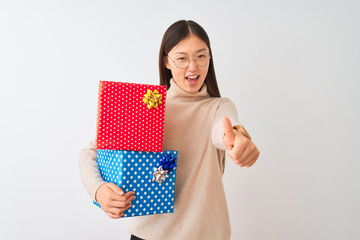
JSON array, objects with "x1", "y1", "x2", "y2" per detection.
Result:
[{"x1": 79, "y1": 79, "x2": 241, "y2": 240}]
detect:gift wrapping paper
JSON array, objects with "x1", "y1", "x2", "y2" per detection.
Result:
[
  {"x1": 96, "y1": 80, "x2": 167, "y2": 152},
  {"x1": 94, "y1": 149, "x2": 178, "y2": 218}
]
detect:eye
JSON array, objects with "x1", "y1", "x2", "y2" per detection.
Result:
[
  {"x1": 197, "y1": 54, "x2": 206, "y2": 59},
  {"x1": 176, "y1": 57, "x2": 187, "y2": 62}
]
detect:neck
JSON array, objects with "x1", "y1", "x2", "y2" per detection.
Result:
[{"x1": 166, "y1": 79, "x2": 210, "y2": 102}]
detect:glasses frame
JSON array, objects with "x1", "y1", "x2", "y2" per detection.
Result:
[{"x1": 167, "y1": 53, "x2": 211, "y2": 69}]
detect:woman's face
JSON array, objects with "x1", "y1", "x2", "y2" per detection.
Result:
[{"x1": 165, "y1": 34, "x2": 210, "y2": 94}]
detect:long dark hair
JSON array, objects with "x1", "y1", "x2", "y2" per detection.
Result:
[{"x1": 159, "y1": 20, "x2": 221, "y2": 97}]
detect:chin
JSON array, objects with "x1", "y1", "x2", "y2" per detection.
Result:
[
  {"x1": 174, "y1": 77, "x2": 205, "y2": 94},
  {"x1": 186, "y1": 81, "x2": 204, "y2": 93}
]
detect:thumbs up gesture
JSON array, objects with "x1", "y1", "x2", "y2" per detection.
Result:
[{"x1": 222, "y1": 116, "x2": 260, "y2": 167}]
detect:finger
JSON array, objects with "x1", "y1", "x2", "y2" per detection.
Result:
[
  {"x1": 111, "y1": 195, "x2": 136, "y2": 208},
  {"x1": 228, "y1": 137, "x2": 246, "y2": 161},
  {"x1": 121, "y1": 203, "x2": 133, "y2": 212},
  {"x1": 246, "y1": 150, "x2": 260, "y2": 167},
  {"x1": 241, "y1": 150, "x2": 257, "y2": 167},
  {"x1": 106, "y1": 211, "x2": 124, "y2": 219},
  {"x1": 107, "y1": 182, "x2": 124, "y2": 195},
  {"x1": 246, "y1": 158, "x2": 257, "y2": 167},
  {"x1": 222, "y1": 116, "x2": 235, "y2": 147},
  {"x1": 111, "y1": 191, "x2": 135, "y2": 202},
  {"x1": 109, "y1": 202, "x2": 133, "y2": 214},
  {"x1": 123, "y1": 191, "x2": 136, "y2": 198},
  {"x1": 236, "y1": 143, "x2": 255, "y2": 166},
  {"x1": 123, "y1": 195, "x2": 136, "y2": 207},
  {"x1": 247, "y1": 158, "x2": 258, "y2": 167}
]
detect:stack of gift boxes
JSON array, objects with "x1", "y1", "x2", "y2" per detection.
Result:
[{"x1": 93, "y1": 80, "x2": 178, "y2": 218}]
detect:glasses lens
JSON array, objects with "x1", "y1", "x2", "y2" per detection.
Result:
[
  {"x1": 174, "y1": 57, "x2": 188, "y2": 69},
  {"x1": 173, "y1": 53, "x2": 210, "y2": 69},
  {"x1": 196, "y1": 53, "x2": 210, "y2": 66}
]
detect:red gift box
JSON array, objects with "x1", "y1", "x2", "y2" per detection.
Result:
[{"x1": 96, "y1": 80, "x2": 167, "y2": 152}]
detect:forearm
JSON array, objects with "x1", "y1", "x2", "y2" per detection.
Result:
[
  {"x1": 78, "y1": 140, "x2": 105, "y2": 200},
  {"x1": 212, "y1": 98, "x2": 242, "y2": 150}
]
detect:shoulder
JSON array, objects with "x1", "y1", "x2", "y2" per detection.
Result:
[
  {"x1": 210, "y1": 97, "x2": 236, "y2": 110},
  {"x1": 218, "y1": 97, "x2": 235, "y2": 105},
  {"x1": 204, "y1": 96, "x2": 233, "y2": 104},
  {"x1": 200, "y1": 97, "x2": 237, "y2": 117}
]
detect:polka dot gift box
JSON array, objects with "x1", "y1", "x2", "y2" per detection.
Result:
[
  {"x1": 94, "y1": 149, "x2": 178, "y2": 218},
  {"x1": 96, "y1": 80, "x2": 167, "y2": 152}
]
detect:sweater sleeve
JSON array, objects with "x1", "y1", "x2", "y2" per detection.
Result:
[
  {"x1": 78, "y1": 140, "x2": 105, "y2": 201},
  {"x1": 212, "y1": 98, "x2": 242, "y2": 150}
]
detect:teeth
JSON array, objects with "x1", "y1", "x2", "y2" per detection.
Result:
[{"x1": 187, "y1": 75, "x2": 198, "y2": 79}]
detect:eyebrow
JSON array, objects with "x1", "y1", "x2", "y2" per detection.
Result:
[{"x1": 174, "y1": 48, "x2": 208, "y2": 55}]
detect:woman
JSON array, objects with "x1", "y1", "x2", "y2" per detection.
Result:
[{"x1": 79, "y1": 20, "x2": 260, "y2": 240}]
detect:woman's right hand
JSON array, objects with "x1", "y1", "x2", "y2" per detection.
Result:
[{"x1": 95, "y1": 183, "x2": 136, "y2": 219}]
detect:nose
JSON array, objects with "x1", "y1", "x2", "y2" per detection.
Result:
[{"x1": 187, "y1": 58, "x2": 198, "y2": 71}]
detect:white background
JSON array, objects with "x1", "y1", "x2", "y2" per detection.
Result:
[{"x1": 0, "y1": 0, "x2": 359, "y2": 239}]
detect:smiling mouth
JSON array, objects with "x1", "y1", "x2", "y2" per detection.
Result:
[{"x1": 185, "y1": 75, "x2": 199, "y2": 83}]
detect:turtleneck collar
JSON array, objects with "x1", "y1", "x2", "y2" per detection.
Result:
[{"x1": 166, "y1": 79, "x2": 210, "y2": 102}]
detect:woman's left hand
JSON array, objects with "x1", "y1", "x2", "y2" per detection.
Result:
[{"x1": 222, "y1": 116, "x2": 260, "y2": 167}]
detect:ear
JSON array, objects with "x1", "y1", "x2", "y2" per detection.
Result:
[{"x1": 164, "y1": 56, "x2": 171, "y2": 70}]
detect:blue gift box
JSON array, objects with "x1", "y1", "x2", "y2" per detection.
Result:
[{"x1": 94, "y1": 149, "x2": 178, "y2": 218}]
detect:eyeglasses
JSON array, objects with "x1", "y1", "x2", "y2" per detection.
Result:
[{"x1": 167, "y1": 52, "x2": 211, "y2": 69}]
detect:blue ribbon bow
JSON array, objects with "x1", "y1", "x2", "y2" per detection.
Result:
[{"x1": 159, "y1": 154, "x2": 177, "y2": 173}]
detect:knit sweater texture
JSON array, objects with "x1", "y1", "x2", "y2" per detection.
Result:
[{"x1": 79, "y1": 79, "x2": 241, "y2": 240}]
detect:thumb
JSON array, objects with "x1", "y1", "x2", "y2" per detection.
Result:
[
  {"x1": 222, "y1": 116, "x2": 235, "y2": 148},
  {"x1": 107, "y1": 182, "x2": 124, "y2": 195}
]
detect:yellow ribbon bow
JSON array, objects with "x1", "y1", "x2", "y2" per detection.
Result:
[{"x1": 143, "y1": 89, "x2": 163, "y2": 109}]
